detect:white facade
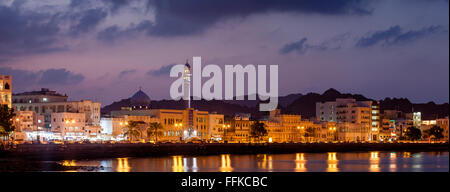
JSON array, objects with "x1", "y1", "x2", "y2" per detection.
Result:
[
  {"x1": 13, "y1": 93, "x2": 101, "y2": 129},
  {"x1": 50, "y1": 112, "x2": 101, "y2": 141}
]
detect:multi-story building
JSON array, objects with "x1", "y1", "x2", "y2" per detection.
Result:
[
  {"x1": 0, "y1": 75, "x2": 12, "y2": 108},
  {"x1": 232, "y1": 114, "x2": 253, "y2": 143},
  {"x1": 379, "y1": 119, "x2": 396, "y2": 141},
  {"x1": 336, "y1": 122, "x2": 371, "y2": 142},
  {"x1": 421, "y1": 117, "x2": 449, "y2": 141},
  {"x1": 12, "y1": 88, "x2": 101, "y2": 129},
  {"x1": 316, "y1": 101, "x2": 337, "y2": 122},
  {"x1": 317, "y1": 98, "x2": 374, "y2": 142},
  {"x1": 319, "y1": 121, "x2": 338, "y2": 142},
  {"x1": 371, "y1": 101, "x2": 381, "y2": 141},
  {"x1": 149, "y1": 108, "x2": 209, "y2": 142},
  {"x1": 266, "y1": 109, "x2": 302, "y2": 143},
  {"x1": 13, "y1": 111, "x2": 45, "y2": 142},
  {"x1": 436, "y1": 117, "x2": 449, "y2": 141},
  {"x1": 50, "y1": 112, "x2": 101, "y2": 141},
  {"x1": 208, "y1": 113, "x2": 224, "y2": 141}
]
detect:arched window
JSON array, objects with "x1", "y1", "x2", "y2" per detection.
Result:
[{"x1": 4, "y1": 83, "x2": 10, "y2": 90}]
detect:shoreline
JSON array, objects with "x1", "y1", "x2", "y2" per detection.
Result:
[{"x1": 1, "y1": 143, "x2": 448, "y2": 161}]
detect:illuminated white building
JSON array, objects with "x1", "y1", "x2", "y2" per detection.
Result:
[
  {"x1": 13, "y1": 111, "x2": 46, "y2": 142},
  {"x1": 317, "y1": 98, "x2": 374, "y2": 141},
  {"x1": 13, "y1": 88, "x2": 101, "y2": 129},
  {"x1": 51, "y1": 112, "x2": 101, "y2": 141}
]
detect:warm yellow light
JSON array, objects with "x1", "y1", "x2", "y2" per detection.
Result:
[
  {"x1": 71, "y1": 120, "x2": 75, "y2": 123},
  {"x1": 301, "y1": 126, "x2": 304, "y2": 129},
  {"x1": 120, "y1": 122, "x2": 123, "y2": 126},
  {"x1": 15, "y1": 118, "x2": 20, "y2": 122},
  {"x1": 297, "y1": 126, "x2": 300, "y2": 129},
  {"x1": 179, "y1": 123, "x2": 183, "y2": 126},
  {"x1": 125, "y1": 122, "x2": 128, "y2": 125},
  {"x1": 174, "y1": 123, "x2": 178, "y2": 127},
  {"x1": 66, "y1": 120, "x2": 70, "y2": 124},
  {"x1": 268, "y1": 137, "x2": 273, "y2": 143},
  {"x1": 227, "y1": 125, "x2": 230, "y2": 128}
]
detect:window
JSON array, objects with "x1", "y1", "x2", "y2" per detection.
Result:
[{"x1": 4, "y1": 83, "x2": 10, "y2": 90}]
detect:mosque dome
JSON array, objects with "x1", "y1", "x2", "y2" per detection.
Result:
[{"x1": 130, "y1": 89, "x2": 151, "y2": 110}]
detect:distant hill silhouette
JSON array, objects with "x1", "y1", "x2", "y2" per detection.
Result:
[
  {"x1": 380, "y1": 97, "x2": 449, "y2": 120},
  {"x1": 101, "y1": 88, "x2": 448, "y2": 120},
  {"x1": 284, "y1": 88, "x2": 371, "y2": 119},
  {"x1": 222, "y1": 93, "x2": 303, "y2": 108},
  {"x1": 102, "y1": 97, "x2": 256, "y2": 118}
]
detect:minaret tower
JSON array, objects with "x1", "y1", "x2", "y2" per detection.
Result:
[{"x1": 183, "y1": 59, "x2": 191, "y2": 109}]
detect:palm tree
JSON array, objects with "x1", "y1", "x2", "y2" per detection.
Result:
[
  {"x1": 147, "y1": 122, "x2": 163, "y2": 142},
  {"x1": 0, "y1": 105, "x2": 15, "y2": 145},
  {"x1": 424, "y1": 126, "x2": 444, "y2": 142},
  {"x1": 250, "y1": 121, "x2": 268, "y2": 143},
  {"x1": 405, "y1": 126, "x2": 422, "y2": 141},
  {"x1": 124, "y1": 121, "x2": 144, "y2": 142}
]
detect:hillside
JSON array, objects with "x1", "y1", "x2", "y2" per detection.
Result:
[{"x1": 101, "y1": 88, "x2": 448, "y2": 120}]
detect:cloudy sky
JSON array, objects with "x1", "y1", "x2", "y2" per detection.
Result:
[{"x1": 0, "y1": 0, "x2": 448, "y2": 106}]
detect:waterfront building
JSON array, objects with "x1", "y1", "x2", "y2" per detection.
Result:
[
  {"x1": 105, "y1": 89, "x2": 214, "y2": 142},
  {"x1": 0, "y1": 75, "x2": 12, "y2": 108},
  {"x1": 379, "y1": 119, "x2": 396, "y2": 141},
  {"x1": 232, "y1": 114, "x2": 254, "y2": 143},
  {"x1": 336, "y1": 122, "x2": 371, "y2": 142},
  {"x1": 421, "y1": 117, "x2": 449, "y2": 141},
  {"x1": 13, "y1": 88, "x2": 101, "y2": 129},
  {"x1": 371, "y1": 101, "x2": 381, "y2": 141},
  {"x1": 436, "y1": 117, "x2": 449, "y2": 141},
  {"x1": 320, "y1": 121, "x2": 338, "y2": 142},
  {"x1": 51, "y1": 112, "x2": 101, "y2": 140},
  {"x1": 316, "y1": 98, "x2": 374, "y2": 141},
  {"x1": 208, "y1": 113, "x2": 224, "y2": 141},
  {"x1": 149, "y1": 108, "x2": 209, "y2": 142},
  {"x1": 266, "y1": 109, "x2": 302, "y2": 143},
  {"x1": 12, "y1": 111, "x2": 46, "y2": 142},
  {"x1": 100, "y1": 115, "x2": 158, "y2": 141},
  {"x1": 297, "y1": 120, "x2": 322, "y2": 142},
  {"x1": 413, "y1": 112, "x2": 422, "y2": 129}
]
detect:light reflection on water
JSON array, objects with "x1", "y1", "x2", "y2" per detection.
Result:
[{"x1": 59, "y1": 151, "x2": 449, "y2": 172}]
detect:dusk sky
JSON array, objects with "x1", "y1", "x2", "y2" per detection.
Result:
[{"x1": 0, "y1": 0, "x2": 448, "y2": 106}]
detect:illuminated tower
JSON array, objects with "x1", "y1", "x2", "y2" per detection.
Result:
[
  {"x1": 0, "y1": 75, "x2": 12, "y2": 108},
  {"x1": 183, "y1": 60, "x2": 191, "y2": 109}
]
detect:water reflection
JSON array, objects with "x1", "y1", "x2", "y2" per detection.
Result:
[
  {"x1": 390, "y1": 152, "x2": 397, "y2": 172},
  {"x1": 61, "y1": 160, "x2": 76, "y2": 167},
  {"x1": 172, "y1": 156, "x2": 184, "y2": 172},
  {"x1": 369, "y1": 152, "x2": 380, "y2": 172},
  {"x1": 327, "y1": 152, "x2": 338, "y2": 172},
  {"x1": 192, "y1": 157, "x2": 198, "y2": 172},
  {"x1": 116, "y1": 158, "x2": 130, "y2": 172},
  {"x1": 404, "y1": 152, "x2": 411, "y2": 158},
  {"x1": 295, "y1": 153, "x2": 307, "y2": 172},
  {"x1": 59, "y1": 151, "x2": 448, "y2": 172},
  {"x1": 220, "y1": 154, "x2": 233, "y2": 172}
]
